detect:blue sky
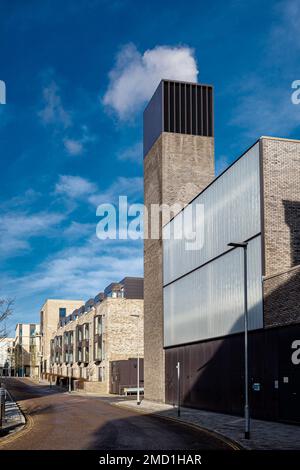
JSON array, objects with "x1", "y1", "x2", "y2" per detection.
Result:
[{"x1": 0, "y1": 0, "x2": 300, "y2": 334}]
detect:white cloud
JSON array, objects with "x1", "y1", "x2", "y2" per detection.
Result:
[
  {"x1": 118, "y1": 142, "x2": 142, "y2": 163},
  {"x1": 227, "y1": 0, "x2": 300, "y2": 140},
  {"x1": 63, "y1": 221, "x2": 95, "y2": 240},
  {"x1": 2, "y1": 236, "x2": 143, "y2": 301},
  {"x1": 54, "y1": 174, "x2": 143, "y2": 209},
  {"x1": 63, "y1": 126, "x2": 96, "y2": 156},
  {"x1": 103, "y1": 43, "x2": 198, "y2": 119},
  {"x1": 0, "y1": 211, "x2": 64, "y2": 260},
  {"x1": 38, "y1": 80, "x2": 71, "y2": 128},
  {"x1": 229, "y1": 75, "x2": 300, "y2": 138},
  {"x1": 26, "y1": 241, "x2": 143, "y2": 296},
  {"x1": 269, "y1": 0, "x2": 300, "y2": 58},
  {"x1": 63, "y1": 138, "x2": 84, "y2": 155},
  {"x1": 88, "y1": 176, "x2": 143, "y2": 206},
  {"x1": 38, "y1": 75, "x2": 95, "y2": 156},
  {"x1": 0, "y1": 189, "x2": 41, "y2": 211},
  {"x1": 55, "y1": 175, "x2": 97, "y2": 198}
]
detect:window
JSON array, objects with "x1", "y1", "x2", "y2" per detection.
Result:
[
  {"x1": 99, "y1": 367, "x2": 105, "y2": 382},
  {"x1": 84, "y1": 324, "x2": 89, "y2": 340},
  {"x1": 95, "y1": 316, "x2": 102, "y2": 335},
  {"x1": 78, "y1": 327, "x2": 83, "y2": 342},
  {"x1": 97, "y1": 341, "x2": 102, "y2": 361},
  {"x1": 59, "y1": 307, "x2": 66, "y2": 318},
  {"x1": 106, "y1": 289, "x2": 123, "y2": 298},
  {"x1": 84, "y1": 346, "x2": 89, "y2": 362},
  {"x1": 78, "y1": 348, "x2": 82, "y2": 362}
]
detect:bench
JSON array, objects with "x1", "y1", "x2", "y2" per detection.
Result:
[{"x1": 123, "y1": 387, "x2": 144, "y2": 396}]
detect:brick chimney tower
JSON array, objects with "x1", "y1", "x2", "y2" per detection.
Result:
[{"x1": 143, "y1": 79, "x2": 215, "y2": 401}]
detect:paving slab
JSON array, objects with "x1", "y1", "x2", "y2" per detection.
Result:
[{"x1": 0, "y1": 387, "x2": 25, "y2": 437}]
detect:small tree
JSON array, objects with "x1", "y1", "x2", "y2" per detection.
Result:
[{"x1": 0, "y1": 298, "x2": 14, "y2": 340}]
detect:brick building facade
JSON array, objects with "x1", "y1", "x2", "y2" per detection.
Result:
[
  {"x1": 163, "y1": 137, "x2": 300, "y2": 423},
  {"x1": 144, "y1": 79, "x2": 300, "y2": 423},
  {"x1": 47, "y1": 278, "x2": 144, "y2": 394}
]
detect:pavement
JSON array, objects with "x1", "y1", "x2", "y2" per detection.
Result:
[
  {"x1": 111, "y1": 398, "x2": 300, "y2": 450},
  {"x1": 0, "y1": 377, "x2": 230, "y2": 450},
  {"x1": 0, "y1": 386, "x2": 25, "y2": 437}
]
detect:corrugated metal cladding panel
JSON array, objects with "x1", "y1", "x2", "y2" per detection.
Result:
[
  {"x1": 164, "y1": 235, "x2": 263, "y2": 347},
  {"x1": 163, "y1": 142, "x2": 261, "y2": 286},
  {"x1": 143, "y1": 80, "x2": 213, "y2": 157}
]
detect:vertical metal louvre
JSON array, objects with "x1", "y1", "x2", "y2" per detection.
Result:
[{"x1": 162, "y1": 80, "x2": 213, "y2": 137}]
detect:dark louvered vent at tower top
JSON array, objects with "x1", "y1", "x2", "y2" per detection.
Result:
[{"x1": 143, "y1": 79, "x2": 214, "y2": 157}]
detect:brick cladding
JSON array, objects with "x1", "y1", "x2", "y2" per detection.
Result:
[{"x1": 261, "y1": 137, "x2": 300, "y2": 327}]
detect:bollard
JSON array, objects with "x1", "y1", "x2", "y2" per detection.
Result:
[{"x1": 0, "y1": 387, "x2": 6, "y2": 428}]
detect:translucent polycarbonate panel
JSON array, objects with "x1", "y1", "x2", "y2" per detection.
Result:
[
  {"x1": 163, "y1": 142, "x2": 261, "y2": 286},
  {"x1": 164, "y1": 236, "x2": 263, "y2": 347}
]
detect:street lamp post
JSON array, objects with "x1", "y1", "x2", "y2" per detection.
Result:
[
  {"x1": 21, "y1": 344, "x2": 24, "y2": 377},
  {"x1": 69, "y1": 367, "x2": 72, "y2": 393},
  {"x1": 37, "y1": 352, "x2": 43, "y2": 382},
  {"x1": 228, "y1": 241, "x2": 250, "y2": 440},
  {"x1": 130, "y1": 314, "x2": 141, "y2": 405},
  {"x1": 176, "y1": 361, "x2": 181, "y2": 417}
]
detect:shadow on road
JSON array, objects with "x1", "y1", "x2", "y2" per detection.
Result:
[{"x1": 85, "y1": 408, "x2": 231, "y2": 450}]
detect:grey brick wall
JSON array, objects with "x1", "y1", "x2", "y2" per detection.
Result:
[
  {"x1": 264, "y1": 266, "x2": 300, "y2": 327},
  {"x1": 261, "y1": 137, "x2": 300, "y2": 327}
]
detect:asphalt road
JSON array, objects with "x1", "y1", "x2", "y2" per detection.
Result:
[{"x1": 0, "y1": 378, "x2": 230, "y2": 450}]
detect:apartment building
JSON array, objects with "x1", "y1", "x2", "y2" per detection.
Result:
[
  {"x1": 14, "y1": 323, "x2": 40, "y2": 377},
  {"x1": 40, "y1": 298, "x2": 84, "y2": 375},
  {"x1": 144, "y1": 79, "x2": 300, "y2": 423},
  {"x1": 48, "y1": 277, "x2": 144, "y2": 393},
  {"x1": 0, "y1": 337, "x2": 14, "y2": 376}
]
